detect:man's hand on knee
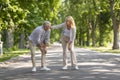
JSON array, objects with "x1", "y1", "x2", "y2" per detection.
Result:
[
  {"x1": 41, "y1": 48, "x2": 47, "y2": 54},
  {"x1": 37, "y1": 43, "x2": 47, "y2": 54},
  {"x1": 41, "y1": 44, "x2": 47, "y2": 54}
]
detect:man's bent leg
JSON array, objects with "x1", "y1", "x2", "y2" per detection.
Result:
[
  {"x1": 29, "y1": 41, "x2": 36, "y2": 72},
  {"x1": 41, "y1": 53, "x2": 46, "y2": 67},
  {"x1": 39, "y1": 46, "x2": 51, "y2": 71}
]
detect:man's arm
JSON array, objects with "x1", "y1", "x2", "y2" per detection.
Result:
[{"x1": 45, "y1": 30, "x2": 51, "y2": 46}]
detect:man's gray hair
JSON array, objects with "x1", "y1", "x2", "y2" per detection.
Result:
[{"x1": 43, "y1": 21, "x2": 51, "y2": 27}]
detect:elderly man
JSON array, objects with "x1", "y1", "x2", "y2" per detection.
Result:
[{"x1": 29, "y1": 21, "x2": 51, "y2": 72}]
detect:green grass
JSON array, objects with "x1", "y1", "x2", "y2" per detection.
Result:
[
  {"x1": 86, "y1": 47, "x2": 120, "y2": 54},
  {"x1": 0, "y1": 49, "x2": 29, "y2": 62}
]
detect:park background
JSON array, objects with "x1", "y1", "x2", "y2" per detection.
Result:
[{"x1": 0, "y1": 0, "x2": 120, "y2": 58}]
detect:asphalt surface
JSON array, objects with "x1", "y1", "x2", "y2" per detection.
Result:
[{"x1": 0, "y1": 44, "x2": 120, "y2": 80}]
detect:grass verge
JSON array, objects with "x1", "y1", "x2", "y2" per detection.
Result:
[
  {"x1": 0, "y1": 49, "x2": 29, "y2": 62},
  {"x1": 86, "y1": 47, "x2": 120, "y2": 54}
]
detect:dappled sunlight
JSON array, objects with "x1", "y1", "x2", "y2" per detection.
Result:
[
  {"x1": 78, "y1": 62, "x2": 116, "y2": 66},
  {"x1": 91, "y1": 69, "x2": 111, "y2": 72},
  {"x1": 60, "y1": 76, "x2": 73, "y2": 79},
  {"x1": 10, "y1": 50, "x2": 29, "y2": 54}
]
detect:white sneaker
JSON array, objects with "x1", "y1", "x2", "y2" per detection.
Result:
[
  {"x1": 72, "y1": 66, "x2": 79, "y2": 70},
  {"x1": 74, "y1": 66, "x2": 79, "y2": 70},
  {"x1": 62, "y1": 65, "x2": 68, "y2": 70},
  {"x1": 40, "y1": 67, "x2": 51, "y2": 71},
  {"x1": 32, "y1": 67, "x2": 36, "y2": 72}
]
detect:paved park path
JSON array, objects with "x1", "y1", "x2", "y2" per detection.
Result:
[{"x1": 0, "y1": 44, "x2": 120, "y2": 80}]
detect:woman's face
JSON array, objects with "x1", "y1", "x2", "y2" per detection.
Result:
[{"x1": 66, "y1": 21, "x2": 71, "y2": 29}]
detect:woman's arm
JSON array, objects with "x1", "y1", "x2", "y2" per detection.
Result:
[
  {"x1": 70, "y1": 27, "x2": 76, "y2": 43},
  {"x1": 68, "y1": 28, "x2": 76, "y2": 50},
  {"x1": 51, "y1": 23, "x2": 65, "y2": 29}
]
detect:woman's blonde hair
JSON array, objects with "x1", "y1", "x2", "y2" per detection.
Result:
[{"x1": 65, "y1": 16, "x2": 76, "y2": 28}]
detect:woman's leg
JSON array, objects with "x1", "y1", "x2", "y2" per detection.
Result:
[
  {"x1": 29, "y1": 41, "x2": 36, "y2": 71},
  {"x1": 68, "y1": 43, "x2": 79, "y2": 69},
  {"x1": 61, "y1": 39, "x2": 68, "y2": 69}
]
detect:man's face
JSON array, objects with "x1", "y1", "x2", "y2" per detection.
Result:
[{"x1": 44, "y1": 24, "x2": 51, "y2": 31}]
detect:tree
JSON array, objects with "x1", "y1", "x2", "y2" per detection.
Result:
[
  {"x1": 109, "y1": 0, "x2": 120, "y2": 49},
  {"x1": 0, "y1": 0, "x2": 28, "y2": 49}
]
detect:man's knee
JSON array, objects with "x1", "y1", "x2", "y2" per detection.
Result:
[
  {"x1": 43, "y1": 49, "x2": 47, "y2": 54},
  {"x1": 68, "y1": 47, "x2": 72, "y2": 51},
  {"x1": 41, "y1": 48, "x2": 47, "y2": 54}
]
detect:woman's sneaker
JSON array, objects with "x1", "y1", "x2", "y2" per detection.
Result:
[{"x1": 40, "y1": 66, "x2": 51, "y2": 71}]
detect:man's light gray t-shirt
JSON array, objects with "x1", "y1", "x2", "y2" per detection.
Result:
[{"x1": 29, "y1": 26, "x2": 50, "y2": 46}]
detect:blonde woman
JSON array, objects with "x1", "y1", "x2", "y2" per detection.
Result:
[{"x1": 52, "y1": 16, "x2": 79, "y2": 70}]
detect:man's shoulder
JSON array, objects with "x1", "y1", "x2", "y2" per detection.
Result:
[
  {"x1": 35, "y1": 26, "x2": 43, "y2": 30},
  {"x1": 36, "y1": 26, "x2": 43, "y2": 28}
]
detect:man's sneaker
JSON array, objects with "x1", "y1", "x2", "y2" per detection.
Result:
[
  {"x1": 40, "y1": 67, "x2": 51, "y2": 71},
  {"x1": 62, "y1": 65, "x2": 68, "y2": 70},
  {"x1": 71, "y1": 66, "x2": 79, "y2": 70},
  {"x1": 32, "y1": 67, "x2": 36, "y2": 72}
]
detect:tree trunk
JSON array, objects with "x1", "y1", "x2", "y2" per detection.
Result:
[
  {"x1": 112, "y1": 20, "x2": 119, "y2": 49},
  {"x1": 5, "y1": 29, "x2": 14, "y2": 49},
  {"x1": 86, "y1": 25, "x2": 90, "y2": 46},
  {"x1": 91, "y1": 20, "x2": 96, "y2": 46},
  {"x1": 110, "y1": 0, "x2": 119, "y2": 49},
  {"x1": 79, "y1": 26, "x2": 82, "y2": 46},
  {"x1": 19, "y1": 31, "x2": 25, "y2": 49},
  {"x1": 99, "y1": 25, "x2": 104, "y2": 46},
  {"x1": 98, "y1": 13, "x2": 104, "y2": 46}
]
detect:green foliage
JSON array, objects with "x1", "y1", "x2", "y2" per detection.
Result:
[
  {"x1": 0, "y1": 0, "x2": 62, "y2": 49},
  {"x1": 59, "y1": 0, "x2": 119, "y2": 48},
  {"x1": 114, "y1": 0, "x2": 120, "y2": 21},
  {"x1": 8, "y1": 46, "x2": 18, "y2": 51}
]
